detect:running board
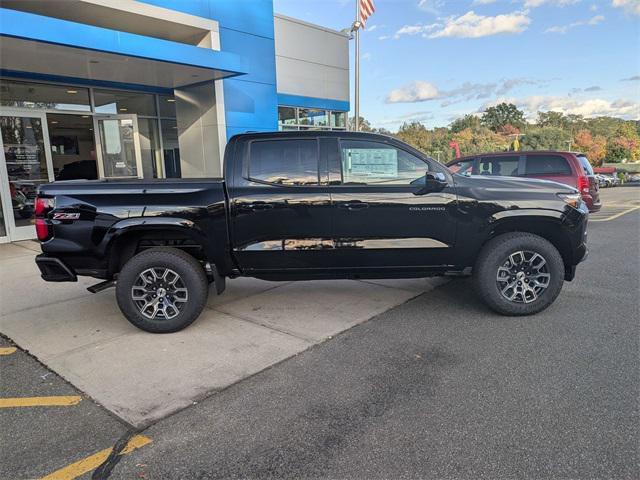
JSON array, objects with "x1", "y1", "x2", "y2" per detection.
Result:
[{"x1": 87, "y1": 280, "x2": 115, "y2": 293}]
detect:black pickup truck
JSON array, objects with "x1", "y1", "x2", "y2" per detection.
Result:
[{"x1": 35, "y1": 131, "x2": 588, "y2": 332}]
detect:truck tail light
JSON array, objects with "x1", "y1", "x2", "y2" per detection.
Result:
[
  {"x1": 577, "y1": 175, "x2": 590, "y2": 194},
  {"x1": 34, "y1": 197, "x2": 54, "y2": 242}
]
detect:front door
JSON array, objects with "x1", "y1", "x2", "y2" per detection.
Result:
[
  {"x1": 0, "y1": 109, "x2": 54, "y2": 242},
  {"x1": 329, "y1": 137, "x2": 458, "y2": 272},
  {"x1": 228, "y1": 136, "x2": 334, "y2": 274},
  {"x1": 94, "y1": 115, "x2": 143, "y2": 179}
]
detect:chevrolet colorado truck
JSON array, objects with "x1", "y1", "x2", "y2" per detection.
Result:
[{"x1": 35, "y1": 131, "x2": 588, "y2": 333}]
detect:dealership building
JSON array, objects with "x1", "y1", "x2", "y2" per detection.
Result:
[{"x1": 0, "y1": 0, "x2": 350, "y2": 242}]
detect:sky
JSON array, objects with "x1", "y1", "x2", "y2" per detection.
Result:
[{"x1": 273, "y1": 0, "x2": 640, "y2": 130}]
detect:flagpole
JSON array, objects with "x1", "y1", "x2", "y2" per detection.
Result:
[{"x1": 354, "y1": 0, "x2": 360, "y2": 132}]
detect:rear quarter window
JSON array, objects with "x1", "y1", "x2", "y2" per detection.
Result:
[{"x1": 524, "y1": 155, "x2": 571, "y2": 175}]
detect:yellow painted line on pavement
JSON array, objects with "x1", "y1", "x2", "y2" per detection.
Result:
[
  {"x1": 0, "y1": 347, "x2": 17, "y2": 355},
  {"x1": 0, "y1": 396, "x2": 82, "y2": 408},
  {"x1": 590, "y1": 205, "x2": 640, "y2": 222},
  {"x1": 40, "y1": 434, "x2": 152, "y2": 480}
]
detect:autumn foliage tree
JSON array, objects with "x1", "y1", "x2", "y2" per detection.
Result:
[{"x1": 573, "y1": 130, "x2": 607, "y2": 166}]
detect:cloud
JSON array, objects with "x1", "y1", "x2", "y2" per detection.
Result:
[
  {"x1": 378, "y1": 110, "x2": 436, "y2": 125},
  {"x1": 545, "y1": 14, "x2": 605, "y2": 33},
  {"x1": 366, "y1": 24, "x2": 380, "y2": 31},
  {"x1": 584, "y1": 85, "x2": 602, "y2": 91},
  {"x1": 621, "y1": 75, "x2": 640, "y2": 81},
  {"x1": 428, "y1": 10, "x2": 531, "y2": 38},
  {"x1": 482, "y1": 95, "x2": 640, "y2": 120},
  {"x1": 612, "y1": 0, "x2": 640, "y2": 16},
  {"x1": 417, "y1": 0, "x2": 445, "y2": 15},
  {"x1": 472, "y1": 0, "x2": 498, "y2": 4},
  {"x1": 362, "y1": 52, "x2": 372, "y2": 61},
  {"x1": 386, "y1": 81, "x2": 440, "y2": 103},
  {"x1": 524, "y1": 0, "x2": 580, "y2": 7},
  {"x1": 393, "y1": 23, "x2": 442, "y2": 38},
  {"x1": 385, "y1": 78, "x2": 543, "y2": 104}
]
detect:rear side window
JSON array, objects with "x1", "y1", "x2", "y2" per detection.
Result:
[
  {"x1": 479, "y1": 156, "x2": 520, "y2": 176},
  {"x1": 524, "y1": 155, "x2": 571, "y2": 175},
  {"x1": 248, "y1": 139, "x2": 319, "y2": 185},
  {"x1": 577, "y1": 155, "x2": 594, "y2": 175}
]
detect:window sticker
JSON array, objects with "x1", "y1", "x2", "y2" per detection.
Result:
[{"x1": 344, "y1": 148, "x2": 398, "y2": 179}]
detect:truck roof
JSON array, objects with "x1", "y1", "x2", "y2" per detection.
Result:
[{"x1": 229, "y1": 130, "x2": 394, "y2": 142}]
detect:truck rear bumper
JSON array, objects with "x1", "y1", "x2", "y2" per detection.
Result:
[{"x1": 36, "y1": 255, "x2": 77, "y2": 282}]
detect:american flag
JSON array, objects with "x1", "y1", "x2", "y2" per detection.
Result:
[{"x1": 359, "y1": 0, "x2": 375, "y2": 27}]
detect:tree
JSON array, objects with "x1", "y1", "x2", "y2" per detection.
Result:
[
  {"x1": 573, "y1": 130, "x2": 606, "y2": 166},
  {"x1": 348, "y1": 116, "x2": 374, "y2": 132},
  {"x1": 481, "y1": 103, "x2": 526, "y2": 132},
  {"x1": 520, "y1": 127, "x2": 572, "y2": 151},
  {"x1": 605, "y1": 124, "x2": 640, "y2": 162},
  {"x1": 537, "y1": 111, "x2": 567, "y2": 129},
  {"x1": 449, "y1": 114, "x2": 481, "y2": 133}
]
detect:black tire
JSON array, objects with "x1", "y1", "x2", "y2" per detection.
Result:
[
  {"x1": 473, "y1": 232, "x2": 565, "y2": 316},
  {"x1": 115, "y1": 248, "x2": 208, "y2": 333}
]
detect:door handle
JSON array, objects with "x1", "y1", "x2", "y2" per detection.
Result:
[
  {"x1": 338, "y1": 202, "x2": 369, "y2": 211},
  {"x1": 245, "y1": 203, "x2": 274, "y2": 210}
]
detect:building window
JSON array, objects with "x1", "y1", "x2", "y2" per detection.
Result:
[
  {"x1": 298, "y1": 108, "x2": 327, "y2": 128},
  {"x1": 0, "y1": 79, "x2": 91, "y2": 112},
  {"x1": 331, "y1": 111, "x2": 346, "y2": 129},
  {"x1": 277, "y1": 106, "x2": 347, "y2": 131},
  {"x1": 158, "y1": 94, "x2": 177, "y2": 118},
  {"x1": 94, "y1": 89, "x2": 157, "y2": 116},
  {"x1": 161, "y1": 119, "x2": 181, "y2": 178},
  {"x1": 278, "y1": 106, "x2": 297, "y2": 128}
]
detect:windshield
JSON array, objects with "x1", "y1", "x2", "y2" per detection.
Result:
[{"x1": 577, "y1": 155, "x2": 594, "y2": 175}]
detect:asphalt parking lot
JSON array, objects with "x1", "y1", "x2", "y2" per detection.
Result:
[{"x1": 1, "y1": 185, "x2": 638, "y2": 479}]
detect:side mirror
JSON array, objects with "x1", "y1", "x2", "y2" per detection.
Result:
[{"x1": 414, "y1": 172, "x2": 447, "y2": 195}]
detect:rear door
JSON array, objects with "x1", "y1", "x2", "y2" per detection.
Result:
[
  {"x1": 329, "y1": 137, "x2": 458, "y2": 271},
  {"x1": 228, "y1": 136, "x2": 333, "y2": 273}
]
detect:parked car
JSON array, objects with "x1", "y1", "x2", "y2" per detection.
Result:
[
  {"x1": 603, "y1": 174, "x2": 619, "y2": 187},
  {"x1": 35, "y1": 132, "x2": 589, "y2": 332},
  {"x1": 447, "y1": 151, "x2": 601, "y2": 212},
  {"x1": 595, "y1": 174, "x2": 608, "y2": 188}
]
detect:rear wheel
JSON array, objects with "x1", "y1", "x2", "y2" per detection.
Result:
[
  {"x1": 473, "y1": 233, "x2": 565, "y2": 316},
  {"x1": 116, "y1": 248, "x2": 208, "y2": 333}
]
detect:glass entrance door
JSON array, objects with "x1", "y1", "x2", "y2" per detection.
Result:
[
  {"x1": 94, "y1": 115, "x2": 143, "y2": 179},
  {"x1": 0, "y1": 109, "x2": 53, "y2": 242}
]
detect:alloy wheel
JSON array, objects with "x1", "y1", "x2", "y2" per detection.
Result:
[
  {"x1": 496, "y1": 250, "x2": 550, "y2": 304},
  {"x1": 131, "y1": 267, "x2": 189, "y2": 320}
]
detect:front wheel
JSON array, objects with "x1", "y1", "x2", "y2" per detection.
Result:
[
  {"x1": 116, "y1": 248, "x2": 209, "y2": 333},
  {"x1": 473, "y1": 233, "x2": 565, "y2": 316}
]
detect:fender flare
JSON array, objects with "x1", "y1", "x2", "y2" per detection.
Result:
[{"x1": 102, "y1": 217, "x2": 216, "y2": 273}]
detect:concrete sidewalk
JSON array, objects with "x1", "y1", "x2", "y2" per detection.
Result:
[{"x1": 0, "y1": 241, "x2": 446, "y2": 427}]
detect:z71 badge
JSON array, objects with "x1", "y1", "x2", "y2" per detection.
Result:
[{"x1": 53, "y1": 212, "x2": 81, "y2": 220}]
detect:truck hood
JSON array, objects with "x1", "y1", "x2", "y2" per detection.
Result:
[{"x1": 453, "y1": 174, "x2": 578, "y2": 194}]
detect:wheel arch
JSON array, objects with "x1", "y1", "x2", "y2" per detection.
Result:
[
  {"x1": 104, "y1": 217, "x2": 217, "y2": 276},
  {"x1": 484, "y1": 213, "x2": 575, "y2": 280}
]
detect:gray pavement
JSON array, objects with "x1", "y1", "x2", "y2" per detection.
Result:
[
  {"x1": 0, "y1": 336, "x2": 130, "y2": 479},
  {"x1": 110, "y1": 186, "x2": 640, "y2": 479}
]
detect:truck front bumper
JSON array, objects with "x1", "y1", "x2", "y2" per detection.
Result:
[{"x1": 36, "y1": 255, "x2": 77, "y2": 282}]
